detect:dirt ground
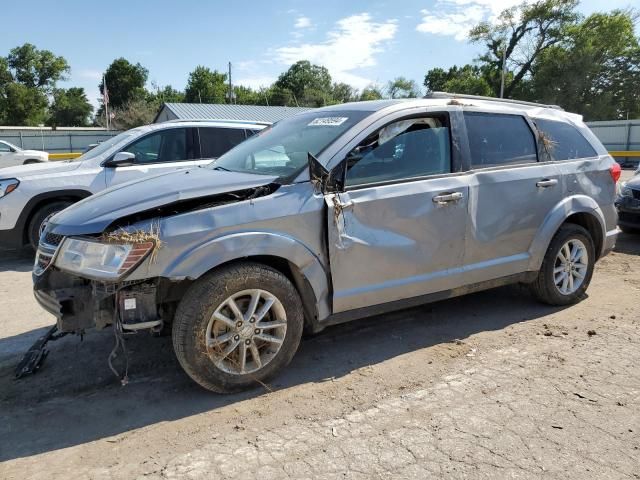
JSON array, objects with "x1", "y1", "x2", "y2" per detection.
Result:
[{"x1": 1, "y1": 188, "x2": 639, "y2": 478}]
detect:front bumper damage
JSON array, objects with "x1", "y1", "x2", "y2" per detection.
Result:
[{"x1": 33, "y1": 267, "x2": 162, "y2": 333}]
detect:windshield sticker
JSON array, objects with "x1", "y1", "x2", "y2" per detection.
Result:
[{"x1": 308, "y1": 117, "x2": 348, "y2": 127}]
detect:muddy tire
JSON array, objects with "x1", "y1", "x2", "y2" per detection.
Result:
[
  {"x1": 28, "y1": 201, "x2": 72, "y2": 250},
  {"x1": 530, "y1": 224, "x2": 595, "y2": 306},
  {"x1": 172, "y1": 262, "x2": 304, "y2": 393}
]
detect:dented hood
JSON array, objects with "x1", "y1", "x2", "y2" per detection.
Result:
[{"x1": 50, "y1": 167, "x2": 279, "y2": 235}]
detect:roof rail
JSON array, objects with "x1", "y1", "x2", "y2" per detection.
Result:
[
  {"x1": 162, "y1": 118, "x2": 273, "y2": 126},
  {"x1": 425, "y1": 91, "x2": 564, "y2": 111}
]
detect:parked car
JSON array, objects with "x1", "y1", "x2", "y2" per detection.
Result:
[
  {"x1": 0, "y1": 120, "x2": 268, "y2": 250},
  {"x1": 33, "y1": 95, "x2": 620, "y2": 393},
  {"x1": 616, "y1": 172, "x2": 640, "y2": 232},
  {"x1": 0, "y1": 140, "x2": 49, "y2": 168}
]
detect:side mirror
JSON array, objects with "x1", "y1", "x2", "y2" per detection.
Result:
[
  {"x1": 308, "y1": 153, "x2": 344, "y2": 194},
  {"x1": 105, "y1": 151, "x2": 135, "y2": 168}
]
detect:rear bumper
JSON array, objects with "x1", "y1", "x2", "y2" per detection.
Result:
[{"x1": 602, "y1": 228, "x2": 618, "y2": 257}]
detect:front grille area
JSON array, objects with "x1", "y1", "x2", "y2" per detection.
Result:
[
  {"x1": 42, "y1": 232, "x2": 64, "y2": 247},
  {"x1": 632, "y1": 189, "x2": 640, "y2": 201},
  {"x1": 619, "y1": 211, "x2": 640, "y2": 223}
]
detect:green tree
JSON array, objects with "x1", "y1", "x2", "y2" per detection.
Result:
[
  {"x1": 359, "y1": 85, "x2": 384, "y2": 101},
  {"x1": 2, "y1": 83, "x2": 48, "y2": 126},
  {"x1": 273, "y1": 60, "x2": 333, "y2": 106},
  {"x1": 424, "y1": 65, "x2": 493, "y2": 96},
  {"x1": 234, "y1": 85, "x2": 269, "y2": 105},
  {"x1": 99, "y1": 58, "x2": 148, "y2": 109},
  {"x1": 386, "y1": 77, "x2": 420, "y2": 98},
  {"x1": 332, "y1": 83, "x2": 358, "y2": 103},
  {"x1": 47, "y1": 87, "x2": 93, "y2": 127},
  {"x1": 470, "y1": 0, "x2": 579, "y2": 97},
  {"x1": 531, "y1": 10, "x2": 640, "y2": 120},
  {"x1": 184, "y1": 66, "x2": 227, "y2": 103},
  {"x1": 7, "y1": 43, "x2": 69, "y2": 91}
]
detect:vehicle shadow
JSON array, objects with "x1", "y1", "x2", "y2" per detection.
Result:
[
  {"x1": 0, "y1": 248, "x2": 34, "y2": 273},
  {"x1": 614, "y1": 232, "x2": 640, "y2": 256},
  {"x1": 0, "y1": 284, "x2": 565, "y2": 462}
]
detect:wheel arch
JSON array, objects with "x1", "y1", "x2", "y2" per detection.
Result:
[
  {"x1": 528, "y1": 195, "x2": 606, "y2": 271},
  {"x1": 19, "y1": 189, "x2": 93, "y2": 245},
  {"x1": 162, "y1": 231, "x2": 332, "y2": 329}
]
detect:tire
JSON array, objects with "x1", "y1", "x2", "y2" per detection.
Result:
[
  {"x1": 27, "y1": 201, "x2": 72, "y2": 250},
  {"x1": 172, "y1": 262, "x2": 304, "y2": 393},
  {"x1": 23, "y1": 159, "x2": 41, "y2": 165},
  {"x1": 530, "y1": 224, "x2": 595, "y2": 306}
]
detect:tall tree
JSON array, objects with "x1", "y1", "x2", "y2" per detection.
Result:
[
  {"x1": 1, "y1": 83, "x2": 48, "y2": 125},
  {"x1": 273, "y1": 60, "x2": 333, "y2": 106},
  {"x1": 424, "y1": 65, "x2": 493, "y2": 96},
  {"x1": 359, "y1": 85, "x2": 384, "y2": 101},
  {"x1": 332, "y1": 83, "x2": 358, "y2": 104},
  {"x1": 469, "y1": 0, "x2": 579, "y2": 97},
  {"x1": 387, "y1": 77, "x2": 420, "y2": 98},
  {"x1": 531, "y1": 10, "x2": 640, "y2": 120},
  {"x1": 99, "y1": 58, "x2": 148, "y2": 109},
  {"x1": 7, "y1": 43, "x2": 69, "y2": 91},
  {"x1": 47, "y1": 87, "x2": 93, "y2": 127},
  {"x1": 184, "y1": 66, "x2": 227, "y2": 103}
]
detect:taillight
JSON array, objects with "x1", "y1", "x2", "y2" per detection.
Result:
[{"x1": 610, "y1": 162, "x2": 621, "y2": 183}]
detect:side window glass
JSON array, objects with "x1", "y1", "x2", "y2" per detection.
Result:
[
  {"x1": 465, "y1": 113, "x2": 537, "y2": 168},
  {"x1": 534, "y1": 118, "x2": 597, "y2": 160},
  {"x1": 345, "y1": 116, "x2": 451, "y2": 186},
  {"x1": 0, "y1": 143, "x2": 12, "y2": 153},
  {"x1": 199, "y1": 128, "x2": 247, "y2": 159},
  {"x1": 122, "y1": 128, "x2": 188, "y2": 164}
]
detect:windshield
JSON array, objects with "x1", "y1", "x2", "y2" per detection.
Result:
[
  {"x1": 210, "y1": 110, "x2": 371, "y2": 176},
  {"x1": 69, "y1": 129, "x2": 139, "y2": 162}
]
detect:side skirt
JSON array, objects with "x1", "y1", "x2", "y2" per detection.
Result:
[{"x1": 316, "y1": 272, "x2": 537, "y2": 331}]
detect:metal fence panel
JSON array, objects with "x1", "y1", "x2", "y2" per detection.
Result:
[{"x1": 0, "y1": 128, "x2": 120, "y2": 153}]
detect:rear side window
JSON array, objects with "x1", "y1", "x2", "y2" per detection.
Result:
[
  {"x1": 465, "y1": 113, "x2": 537, "y2": 168},
  {"x1": 199, "y1": 127, "x2": 247, "y2": 159},
  {"x1": 534, "y1": 118, "x2": 597, "y2": 160}
]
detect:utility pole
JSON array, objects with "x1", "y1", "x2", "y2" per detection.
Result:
[
  {"x1": 228, "y1": 62, "x2": 234, "y2": 104},
  {"x1": 500, "y1": 43, "x2": 507, "y2": 99}
]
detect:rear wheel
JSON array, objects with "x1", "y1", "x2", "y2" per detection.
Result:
[
  {"x1": 530, "y1": 224, "x2": 595, "y2": 306},
  {"x1": 27, "y1": 201, "x2": 72, "y2": 250},
  {"x1": 172, "y1": 262, "x2": 304, "y2": 393}
]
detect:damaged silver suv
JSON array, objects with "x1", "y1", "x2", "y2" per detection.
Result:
[{"x1": 33, "y1": 94, "x2": 620, "y2": 392}]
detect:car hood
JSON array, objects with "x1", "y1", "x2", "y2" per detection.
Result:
[
  {"x1": 0, "y1": 160, "x2": 81, "y2": 178},
  {"x1": 50, "y1": 167, "x2": 279, "y2": 235},
  {"x1": 625, "y1": 174, "x2": 640, "y2": 189}
]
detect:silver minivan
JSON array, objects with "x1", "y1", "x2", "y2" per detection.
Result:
[{"x1": 32, "y1": 94, "x2": 620, "y2": 392}]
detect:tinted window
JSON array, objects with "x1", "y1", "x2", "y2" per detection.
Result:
[
  {"x1": 122, "y1": 128, "x2": 189, "y2": 164},
  {"x1": 534, "y1": 118, "x2": 597, "y2": 160},
  {"x1": 199, "y1": 127, "x2": 247, "y2": 159},
  {"x1": 465, "y1": 113, "x2": 537, "y2": 168},
  {"x1": 346, "y1": 116, "x2": 451, "y2": 186}
]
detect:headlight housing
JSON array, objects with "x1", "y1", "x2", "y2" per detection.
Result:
[
  {"x1": 55, "y1": 238, "x2": 155, "y2": 280},
  {"x1": 0, "y1": 178, "x2": 19, "y2": 198}
]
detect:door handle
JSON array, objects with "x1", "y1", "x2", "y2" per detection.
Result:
[
  {"x1": 432, "y1": 192, "x2": 463, "y2": 205},
  {"x1": 536, "y1": 178, "x2": 558, "y2": 188}
]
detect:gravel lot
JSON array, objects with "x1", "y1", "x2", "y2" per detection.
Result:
[{"x1": 1, "y1": 181, "x2": 639, "y2": 479}]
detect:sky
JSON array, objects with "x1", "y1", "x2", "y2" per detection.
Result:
[{"x1": 1, "y1": 0, "x2": 635, "y2": 109}]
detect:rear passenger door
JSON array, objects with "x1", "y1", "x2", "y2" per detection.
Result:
[
  {"x1": 462, "y1": 112, "x2": 563, "y2": 282},
  {"x1": 196, "y1": 127, "x2": 248, "y2": 165}
]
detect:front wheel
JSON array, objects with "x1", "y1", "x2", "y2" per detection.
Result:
[
  {"x1": 172, "y1": 262, "x2": 304, "y2": 393},
  {"x1": 530, "y1": 224, "x2": 595, "y2": 306}
]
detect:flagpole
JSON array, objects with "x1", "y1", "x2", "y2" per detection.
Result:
[{"x1": 103, "y1": 75, "x2": 110, "y2": 131}]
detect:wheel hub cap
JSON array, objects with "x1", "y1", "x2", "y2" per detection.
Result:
[
  {"x1": 205, "y1": 289, "x2": 287, "y2": 375},
  {"x1": 554, "y1": 239, "x2": 588, "y2": 295}
]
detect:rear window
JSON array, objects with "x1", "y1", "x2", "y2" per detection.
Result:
[
  {"x1": 199, "y1": 127, "x2": 247, "y2": 159},
  {"x1": 465, "y1": 112, "x2": 537, "y2": 168},
  {"x1": 534, "y1": 118, "x2": 597, "y2": 161}
]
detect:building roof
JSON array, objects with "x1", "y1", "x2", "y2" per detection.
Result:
[{"x1": 154, "y1": 103, "x2": 312, "y2": 124}]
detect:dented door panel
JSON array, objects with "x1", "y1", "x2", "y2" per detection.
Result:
[{"x1": 327, "y1": 177, "x2": 469, "y2": 313}]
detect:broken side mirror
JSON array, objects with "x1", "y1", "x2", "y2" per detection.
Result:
[{"x1": 308, "y1": 152, "x2": 344, "y2": 194}]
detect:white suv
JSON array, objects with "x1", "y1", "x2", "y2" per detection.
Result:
[
  {"x1": 0, "y1": 120, "x2": 267, "y2": 250},
  {"x1": 0, "y1": 140, "x2": 49, "y2": 168}
]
